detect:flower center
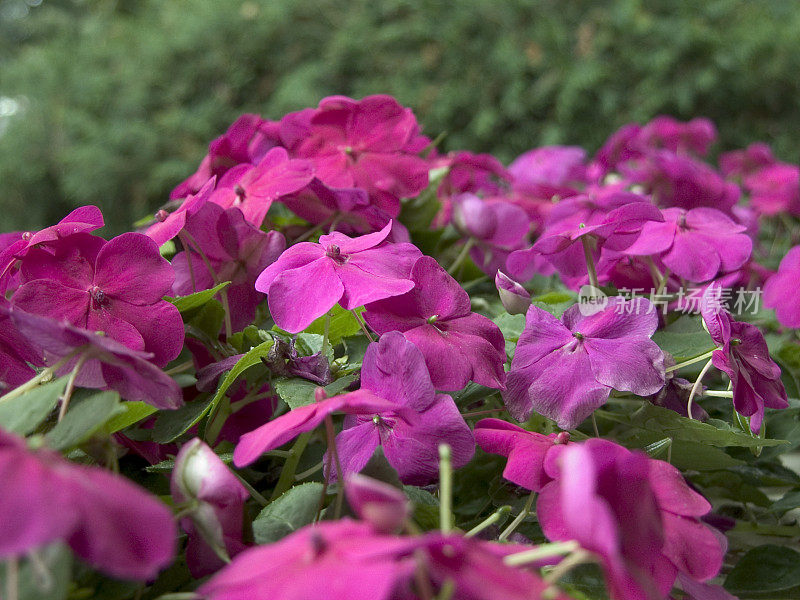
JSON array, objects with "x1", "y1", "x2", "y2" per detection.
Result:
[
  {"x1": 89, "y1": 285, "x2": 108, "y2": 309},
  {"x1": 154, "y1": 209, "x2": 169, "y2": 222},
  {"x1": 21, "y1": 231, "x2": 32, "y2": 241},
  {"x1": 731, "y1": 338, "x2": 742, "y2": 346},
  {"x1": 234, "y1": 184, "x2": 246, "y2": 204},
  {"x1": 554, "y1": 431, "x2": 570, "y2": 444},
  {"x1": 427, "y1": 314, "x2": 439, "y2": 324},
  {"x1": 573, "y1": 331, "x2": 584, "y2": 340},
  {"x1": 325, "y1": 244, "x2": 348, "y2": 264}
]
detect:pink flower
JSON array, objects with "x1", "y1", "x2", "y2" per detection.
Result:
[
  {"x1": 364, "y1": 256, "x2": 506, "y2": 391},
  {"x1": 255, "y1": 221, "x2": 421, "y2": 333},
  {"x1": 279, "y1": 95, "x2": 430, "y2": 216},
  {"x1": 345, "y1": 474, "x2": 411, "y2": 534},
  {"x1": 0, "y1": 427, "x2": 176, "y2": 580},
  {"x1": 504, "y1": 298, "x2": 664, "y2": 429},
  {"x1": 744, "y1": 163, "x2": 800, "y2": 217},
  {"x1": 764, "y1": 245, "x2": 800, "y2": 328},
  {"x1": 12, "y1": 232, "x2": 184, "y2": 366}
]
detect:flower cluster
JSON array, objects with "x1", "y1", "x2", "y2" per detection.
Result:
[{"x1": 1, "y1": 98, "x2": 798, "y2": 600}]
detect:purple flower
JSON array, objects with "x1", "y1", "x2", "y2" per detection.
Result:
[
  {"x1": 504, "y1": 298, "x2": 665, "y2": 429},
  {"x1": 0, "y1": 427, "x2": 176, "y2": 580},
  {"x1": 233, "y1": 388, "x2": 400, "y2": 467},
  {"x1": 744, "y1": 163, "x2": 800, "y2": 217},
  {"x1": 172, "y1": 204, "x2": 286, "y2": 331},
  {"x1": 495, "y1": 271, "x2": 530, "y2": 315},
  {"x1": 719, "y1": 142, "x2": 775, "y2": 179},
  {"x1": 331, "y1": 332, "x2": 475, "y2": 484},
  {"x1": 12, "y1": 232, "x2": 184, "y2": 366},
  {"x1": 255, "y1": 221, "x2": 421, "y2": 333},
  {"x1": 636, "y1": 116, "x2": 717, "y2": 157},
  {"x1": 145, "y1": 178, "x2": 216, "y2": 247},
  {"x1": 474, "y1": 418, "x2": 570, "y2": 492},
  {"x1": 7, "y1": 305, "x2": 183, "y2": 409},
  {"x1": 701, "y1": 286, "x2": 788, "y2": 433},
  {"x1": 345, "y1": 473, "x2": 411, "y2": 534},
  {"x1": 537, "y1": 439, "x2": 725, "y2": 600},
  {"x1": 623, "y1": 207, "x2": 752, "y2": 283},
  {"x1": 508, "y1": 145, "x2": 589, "y2": 200},
  {"x1": 764, "y1": 245, "x2": 800, "y2": 328},
  {"x1": 279, "y1": 95, "x2": 430, "y2": 217},
  {"x1": 206, "y1": 147, "x2": 315, "y2": 227},
  {"x1": 171, "y1": 438, "x2": 249, "y2": 577},
  {"x1": 0, "y1": 299, "x2": 41, "y2": 390},
  {"x1": 364, "y1": 256, "x2": 506, "y2": 391}
]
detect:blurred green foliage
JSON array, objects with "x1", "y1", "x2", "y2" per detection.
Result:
[{"x1": 2, "y1": 0, "x2": 800, "y2": 233}]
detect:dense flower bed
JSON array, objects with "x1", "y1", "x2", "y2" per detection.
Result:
[{"x1": 1, "y1": 95, "x2": 799, "y2": 600}]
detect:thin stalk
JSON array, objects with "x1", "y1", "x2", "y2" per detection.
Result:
[
  {"x1": 321, "y1": 312, "x2": 331, "y2": 357},
  {"x1": 351, "y1": 309, "x2": 375, "y2": 342},
  {"x1": 655, "y1": 267, "x2": 671, "y2": 295},
  {"x1": 498, "y1": 490, "x2": 536, "y2": 542},
  {"x1": 324, "y1": 414, "x2": 345, "y2": 519},
  {"x1": 438, "y1": 444, "x2": 453, "y2": 533},
  {"x1": 58, "y1": 353, "x2": 88, "y2": 422},
  {"x1": 504, "y1": 540, "x2": 581, "y2": 566},
  {"x1": 465, "y1": 505, "x2": 511, "y2": 538},
  {"x1": 179, "y1": 230, "x2": 233, "y2": 338},
  {"x1": 294, "y1": 461, "x2": 324, "y2": 481},
  {"x1": 270, "y1": 432, "x2": 311, "y2": 500},
  {"x1": 580, "y1": 237, "x2": 599, "y2": 289},
  {"x1": 543, "y1": 550, "x2": 594, "y2": 586},
  {"x1": 164, "y1": 360, "x2": 194, "y2": 376},
  {"x1": 447, "y1": 238, "x2": 475, "y2": 276},
  {"x1": 665, "y1": 349, "x2": 716, "y2": 373},
  {"x1": 591, "y1": 413, "x2": 600, "y2": 437},
  {"x1": 703, "y1": 390, "x2": 734, "y2": 397},
  {"x1": 5, "y1": 557, "x2": 18, "y2": 600},
  {"x1": 0, "y1": 350, "x2": 80, "y2": 405},
  {"x1": 687, "y1": 358, "x2": 715, "y2": 421},
  {"x1": 461, "y1": 407, "x2": 507, "y2": 419},
  {"x1": 232, "y1": 472, "x2": 269, "y2": 507}
]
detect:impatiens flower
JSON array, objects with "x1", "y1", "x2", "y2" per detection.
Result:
[
  {"x1": 145, "y1": 177, "x2": 216, "y2": 247},
  {"x1": 623, "y1": 207, "x2": 752, "y2": 283},
  {"x1": 719, "y1": 142, "x2": 775, "y2": 179},
  {"x1": 0, "y1": 427, "x2": 176, "y2": 580},
  {"x1": 451, "y1": 194, "x2": 531, "y2": 275},
  {"x1": 13, "y1": 232, "x2": 184, "y2": 366},
  {"x1": 635, "y1": 116, "x2": 717, "y2": 157},
  {"x1": 537, "y1": 439, "x2": 725, "y2": 600},
  {"x1": 474, "y1": 418, "x2": 570, "y2": 492},
  {"x1": 364, "y1": 256, "x2": 506, "y2": 391},
  {"x1": 764, "y1": 245, "x2": 800, "y2": 328},
  {"x1": 507, "y1": 191, "x2": 662, "y2": 285},
  {"x1": 279, "y1": 95, "x2": 430, "y2": 216},
  {"x1": 206, "y1": 147, "x2": 315, "y2": 227},
  {"x1": 0, "y1": 299, "x2": 41, "y2": 390},
  {"x1": 701, "y1": 285, "x2": 788, "y2": 433},
  {"x1": 331, "y1": 332, "x2": 475, "y2": 484},
  {"x1": 7, "y1": 304, "x2": 183, "y2": 409},
  {"x1": 255, "y1": 221, "x2": 421, "y2": 333},
  {"x1": 508, "y1": 145, "x2": 589, "y2": 200},
  {"x1": 345, "y1": 473, "x2": 411, "y2": 533},
  {"x1": 172, "y1": 203, "x2": 286, "y2": 331},
  {"x1": 495, "y1": 271, "x2": 530, "y2": 315},
  {"x1": 171, "y1": 438, "x2": 249, "y2": 577},
  {"x1": 744, "y1": 162, "x2": 800, "y2": 216},
  {"x1": 504, "y1": 298, "x2": 665, "y2": 429}
]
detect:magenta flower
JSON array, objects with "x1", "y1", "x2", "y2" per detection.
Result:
[
  {"x1": 0, "y1": 299, "x2": 41, "y2": 390},
  {"x1": 279, "y1": 95, "x2": 430, "y2": 216},
  {"x1": 635, "y1": 116, "x2": 717, "y2": 157},
  {"x1": 0, "y1": 427, "x2": 176, "y2": 580},
  {"x1": 474, "y1": 418, "x2": 570, "y2": 492},
  {"x1": 171, "y1": 438, "x2": 249, "y2": 577},
  {"x1": 13, "y1": 232, "x2": 184, "y2": 366},
  {"x1": 255, "y1": 221, "x2": 421, "y2": 333},
  {"x1": 623, "y1": 207, "x2": 752, "y2": 282},
  {"x1": 744, "y1": 162, "x2": 800, "y2": 217},
  {"x1": 719, "y1": 142, "x2": 775, "y2": 179},
  {"x1": 145, "y1": 177, "x2": 216, "y2": 247},
  {"x1": 508, "y1": 145, "x2": 589, "y2": 199},
  {"x1": 451, "y1": 194, "x2": 531, "y2": 276},
  {"x1": 172, "y1": 203, "x2": 286, "y2": 331},
  {"x1": 495, "y1": 271, "x2": 530, "y2": 315},
  {"x1": 7, "y1": 304, "x2": 183, "y2": 409},
  {"x1": 504, "y1": 298, "x2": 665, "y2": 429},
  {"x1": 364, "y1": 256, "x2": 506, "y2": 391},
  {"x1": 701, "y1": 286, "x2": 788, "y2": 433},
  {"x1": 206, "y1": 147, "x2": 315, "y2": 227},
  {"x1": 331, "y1": 332, "x2": 475, "y2": 484},
  {"x1": 764, "y1": 245, "x2": 800, "y2": 328},
  {"x1": 345, "y1": 473, "x2": 411, "y2": 534},
  {"x1": 537, "y1": 439, "x2": 724, "y2": 600}
]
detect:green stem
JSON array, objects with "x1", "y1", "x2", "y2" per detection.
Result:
[
  {"x1": 58, "y1": 353, "x2": 88, "y2": 422},
  {"x1": 351, "y1": 309, "x2": 375, "y2": 342},
  {"x1": 703, "y1": 390, "x2": 734, "y2": 398},
  {"x1": 438, "y1": 444, "x2": 453, "y2": 533},
  {"x1": 580, "y1": 236, "x2": 599, "y2": 289},
  {"x1": 665, "y1": 349, "x2": 716, "y2": 373},
  {"x1": 270, "y1": 432, "x2": 311, "y2": 500},
  {"x1": 655, "y1": 267, "x2": 671, "y2": 295},
  {"x1": 687, "y1": 358, "x2": 715, "y2": 421},
  {"x1": 503, "y1": 540, "x2": 581, "y2": 566},
  {"x1": 232, "y1": 472, "x2": 269, "y2": 507},
  {"x1": 447, "y1": 238, "x2": 475, "y2": 276},
  {"x1": 179, "y1": 230, "x2": 233, "y2": 338},
  {"x1": 498, "y1": 490, "x2": 536, "y2": 541},
  {"x1": 324, "y1": 414, "x2": 345, "y2": 519},
  {"x1": 0, "y1": 350, "x2": 80, "y2": 405},
  {"x1": 322, "y1": 312, "x2": 331, "y2": 357},
  {"x1": 5, "y1": 557, "x2": 18, "y2": 600},
  {"x1": 465, "y1": 505, "x2": 511, "y2": 538}
]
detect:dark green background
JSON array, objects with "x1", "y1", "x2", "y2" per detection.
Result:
[{"x1": 2, "y1": 0, "x2": 799, "y2": 233}]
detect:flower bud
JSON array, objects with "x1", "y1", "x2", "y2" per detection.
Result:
[
  {"x1": 495, "y1": 271, "x2": 530, "y2": 315},
  {"x1": 345, "y1": 473, "x2": 410, "y2": 533}
]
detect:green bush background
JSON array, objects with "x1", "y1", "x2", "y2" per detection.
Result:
[{"x1": 1, "y1": 0, "x2": 799, "y2": 233}]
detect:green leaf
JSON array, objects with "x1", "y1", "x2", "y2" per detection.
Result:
[
  {"x1": 304, "y1": 305, "x2": 362, "y2": 346},
  {"x1": 209, "y1": 340, "x2": 274, "y2": 407},
  {"x1": 0, "y1": 542, "x2": 72, "y2": 600},
  {"x1": 252, "y1": 483, "x2": 323, "y2": 544},
  {"x1": 725, "y1": 545, "x2": 800, "y2": 596},
  {"x1": 45, "y1": 391, "x2": 125, "y2": 451},
  {"x1": 0, "y1": 376, "x2": 67, "y2": 435},
  {"x1": 151, "y1": 396, "x2": 214, "y2": 444},
  {"x1": 492, "y1": 313, "x2": 525, "y2": 343},
  {"x1": 101, "y1": 401, "x2": 158, "y2": 434},
  {"x1": 768, "y1": 488, "x2": 800, "y2": 517},
  {"x1": 652, "y1": 315, "x2": 715, "y2": 361},
  {"x1": 274, "y1": 373, "x2": 359, "y2": 410},
  {"x1": 531, "y1": 291, "x2": 574, "y2": 317},
  {"x1": 165, "y1": 281, "x2": 231, "y2": 313},
  {"x1": 601, "y1": 404, "x2": 788, "y2": 449}
]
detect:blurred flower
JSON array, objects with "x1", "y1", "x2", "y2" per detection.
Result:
[{"x1": 764, "y1": 245, "x2": 800, "y2": 328}]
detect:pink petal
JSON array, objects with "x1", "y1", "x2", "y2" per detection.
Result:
[
  {"x1": 94, "y1": 233, "x2": 175, "y2": 304},
  {"x1": 267, "y1": 257, "x2": 343, "y2": 333}
]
